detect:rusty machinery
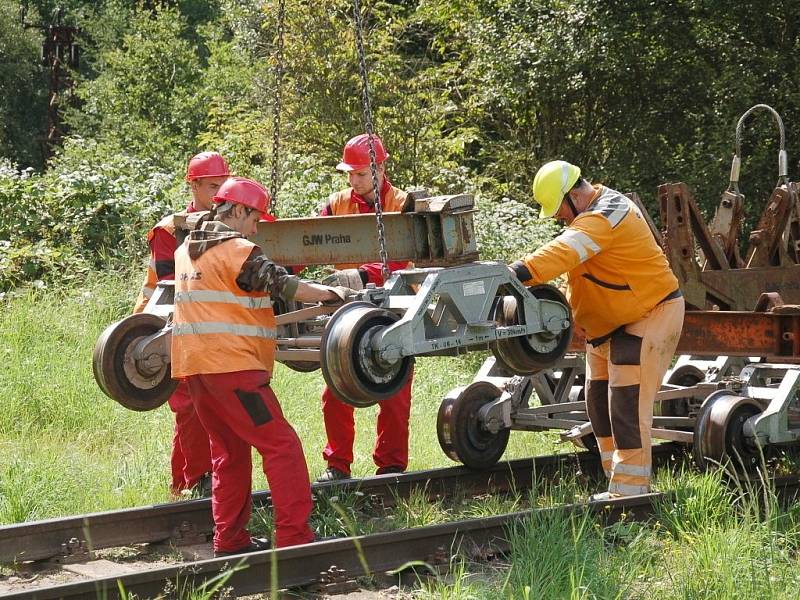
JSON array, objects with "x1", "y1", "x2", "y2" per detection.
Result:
[
  {"x1": 438, "y1": 104, "x2": 800, "y2": 472},
  {"x1": 93, "y1": 193, "x2": 573, "y2": 410}
]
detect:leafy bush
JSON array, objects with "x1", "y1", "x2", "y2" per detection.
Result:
[{"x1": 0, "y1": 141, "x2": 183, "y2": 291}]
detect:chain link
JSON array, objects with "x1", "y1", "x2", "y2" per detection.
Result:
[
  {"x1": 352, "y1": 0, "x2": 390, "y2": 281},
  {"x1": 269, "y1": 0, "x2": 286, "y2": 215}
]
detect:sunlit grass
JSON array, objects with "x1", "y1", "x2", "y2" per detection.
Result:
[{"x1": 0, "y1": 273, "x2": 560, "y2": 523}]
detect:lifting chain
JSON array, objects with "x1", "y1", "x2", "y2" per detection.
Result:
[
  {"x1": 352, "y1": 0, "x2": 391, "y2": 281},
  {"x1": 269, "y1": 0, "x2": 286, "y2": 215}
]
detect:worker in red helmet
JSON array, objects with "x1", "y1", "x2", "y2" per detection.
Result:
[
  {"x1": 315, "y1": 133, "x2": 414, "y2": 482},
  {"x1": 172, "y1": 177, "x2": 354, "y2": 555},
  {"x1": 133, "y1": 151, "x2": 231, "y2": 497}
]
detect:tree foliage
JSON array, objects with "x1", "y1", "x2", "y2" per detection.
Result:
[{"x1": 1, "y1": 0, "x2": 800, "y2": 290}]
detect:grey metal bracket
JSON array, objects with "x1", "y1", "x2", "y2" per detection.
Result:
[{"x1": 364, "y1": 262, "x2": 571, "y2": 363}]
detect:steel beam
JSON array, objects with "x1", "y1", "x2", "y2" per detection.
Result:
[
  {"x1": 568, "y1": 310, "x2": 800, "y2": 362},
  {"x1": 173, "y1": 195, "x2": 478, "y2": 267}
]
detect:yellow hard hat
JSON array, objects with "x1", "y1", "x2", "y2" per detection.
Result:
[{"x1": 532, "y1": 160, "x2": 581, "y2": 218}]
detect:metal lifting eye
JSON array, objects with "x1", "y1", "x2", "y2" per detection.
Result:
[{"x1": 728, "y1": 103, "x2": 788, "y2": 194}]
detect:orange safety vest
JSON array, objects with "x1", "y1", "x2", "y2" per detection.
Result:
[
  {"x1": 133, "y1": 214, "x2": 177, "y2": 314},
  {"x1": 324, "y1": 184, "x2": 407, "y2": 270},
  {"x1": 171, "y1": 238, "x2": 277, "y2": 378}
]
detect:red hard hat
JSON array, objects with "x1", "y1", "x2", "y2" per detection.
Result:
[
  {"x1": 336, "y1": 133, "x2": 389, "y2": 172},
  {"x1": 212, "y1": 177, "x2": 270, "y2": 215},
  {"x1": 185, "y1": 151, "x2": 231, "y2": 181}
]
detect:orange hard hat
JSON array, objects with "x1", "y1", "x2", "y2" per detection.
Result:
[
  {"x1": 336, "y1": 133, "x2": 389, "y2": 172},
  {"x1": 185, "y1": 151, "x2": 231, "y2": 181},
  {"x1": 212, "y1": 177, "x2": 270, "y2": 215}
]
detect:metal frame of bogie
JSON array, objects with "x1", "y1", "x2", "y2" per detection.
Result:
[
  {"x1": 92, "y1": 262, "x2": 575, "y2": 412},
  {"x1": 437, "y1": 353, "x2": 800, "y2": 472}
]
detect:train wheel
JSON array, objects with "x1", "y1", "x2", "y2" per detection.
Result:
[
  {"x1": 563, "y1": 385, "x2": 599, "y2": 455},
  {"x1": 93, "y1": 314, "x2": 176, "y2": 411},
  {"x1": 491, "y1": 285, "x2": 572, "y2": 375},
  {"x1": 659, "y1": 364, "x2": 705, "y2": 419},
  {"x1": 320, "y1": 302, "x2": 413, "y2": 408},
  {"x1": 437, "y1": 380, "x2": 509, "y2": 469},
  {"x1": 693, "y1": 391, "x2": 763, "y2": 472}
]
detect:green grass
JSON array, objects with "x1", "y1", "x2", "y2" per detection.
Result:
[
  {"x1": 0, "y1": 273, "x2": 559, "y2": 523},
  {"x1": 8, "y1": 276, "x2": 800, "y2": 599}
]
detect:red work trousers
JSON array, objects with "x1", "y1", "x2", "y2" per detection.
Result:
[
  {"x1": 321, "y1": 371, "x2": 413, "y2": 475},
  {"x1": 167, "y1": 380, "x2": 212, "y2": 495},
  {"x1": 187, "y1": 370, "x2": 314, "y2": 551}
]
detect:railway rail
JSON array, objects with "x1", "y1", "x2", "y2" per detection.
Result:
[
  {"x1": 4, "y1": 469, "x2": 798, "y2": 600},
  {"x1": 0, "y1": 446, "x2": 686, "y2": 597},
  {"x1": 0, "y1": 446, "x2": 686, "y2": 565}
]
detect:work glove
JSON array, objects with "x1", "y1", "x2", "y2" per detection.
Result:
[
  {"x1": 321, "y1": 268, "x2": 366, "y2": 291},
  {"x1": 509, "y1": 260, "x2": 533, "y2": 283},
  {"x1": 323, "y1": 285, "x2": 360, "y2": 305}
]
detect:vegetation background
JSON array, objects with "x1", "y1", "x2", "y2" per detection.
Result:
[{"x1": 2, "y1": 0, "x2": 800, "y2": 597}]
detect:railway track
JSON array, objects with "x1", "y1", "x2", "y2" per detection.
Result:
[
  {"x1": 0, "y1": 445, "x2": 687, "y2": 598},
  {"x1": 6, "y1": 470, "x2": 799, "y2": 600},
  {"x1": 3, "y1": 446, "x2": 688, "y2": 564}
]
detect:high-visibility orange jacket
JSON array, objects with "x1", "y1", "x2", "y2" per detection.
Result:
[
  {"x1": 171, "y1": 235, "x2": 276, "y2": 378},
  {"x1": 133, "y1": 214, "x2": 177, "y2": 313},
  {"x1": 320, "y1": 180, "x2": 408, "y2": 280},
  {"x1": 512, "y1": 185, "x2": 679, "y2": 342}
]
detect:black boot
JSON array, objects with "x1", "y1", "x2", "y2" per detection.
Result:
[
  {"x1": 214, "y1": 537, "x2": 271, "y2": 557},
  {"x1": 315, "y1": 467, "x2": 352, "y2": 482}
]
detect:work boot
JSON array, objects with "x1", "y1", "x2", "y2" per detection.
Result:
[
  {"x1": 214, "y1": 537, "x2": 271, "y2": 557},
  {"x1": 588, "y1": 491, "x2": 622, "y2": 502},
  {"x1": 193, "y1": 472, "x2": 212, "y2": 498},
  {"x1": 375, "y1": 465, "x2": 405, "y2": 476},
  {"x1": 315, "y1": 467, "x2": 351, "y2": 482}
]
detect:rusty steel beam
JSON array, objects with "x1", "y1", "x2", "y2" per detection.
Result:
[
  {"x1": 173, "y1": 195, "x2": 478, "y2": 267},
  {"x1": 568, "y1": 309, "x2": 800, "y2": 362}
]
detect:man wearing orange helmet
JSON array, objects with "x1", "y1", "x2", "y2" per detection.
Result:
[
  {"x1": 133, "y1": 151, "x2": 230, "y2": 497},
  {"x1": 315, "y1": 133, "x2": 414, "y2": 482},
  {"x1": 172, "y1": 176, "x2": 351, "y2": 555}
]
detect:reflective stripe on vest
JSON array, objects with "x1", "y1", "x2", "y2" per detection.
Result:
[
  {"x1": 173, "y1": 321, "x2": 276, "y2": 339},
  {"x1": 175, "y1": 290, "x2": 273, "y2": 309}
]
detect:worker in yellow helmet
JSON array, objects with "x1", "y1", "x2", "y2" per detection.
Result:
[{"x1": 509, "y1": 160, "x2": 685, "y2": 500}]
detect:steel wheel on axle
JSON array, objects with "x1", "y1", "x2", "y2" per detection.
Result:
[
  {"x1": 93, "y1": 313, "x2": 176, "y2": 411},
  {"x1": 491, "y1": 284, "x2": 572, "y2": 375},
  {"x1": 693, "y1": 391, "x2": 764, "y2": 472},
  {"x1": 437, "y1": 380, "x2": 510, "y2": 469},
  {"x1": 320, "y1": 301, "x2": 413, "y2": 408},
  {"x1": 658, "y1": 364, "x2": 705, "y2": 421}
]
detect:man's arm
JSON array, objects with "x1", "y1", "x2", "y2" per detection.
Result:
[
  {"x1": 150, "y1": 227, "x2": 177, "y2": 280},
  {"x1": 237, "y1": 248, "x2": 352, "y2": 303},
  {"x1": 510, "y1": 216, "x2": 612, "y2": 285}
]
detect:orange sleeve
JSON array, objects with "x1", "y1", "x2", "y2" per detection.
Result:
[{"x1": 510, "y1": 214, "x2": 613, "y2": 285}]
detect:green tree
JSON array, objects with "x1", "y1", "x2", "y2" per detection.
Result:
[{"x1": 0, "y1": 0, "x2": 47, "y2": 169}]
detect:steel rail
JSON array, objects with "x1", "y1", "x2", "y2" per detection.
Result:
[
  {"x1": 0, "y1": 445, "x2": 685, "y2": 564},
  {"x1": 6, "y1": 468, "x2": 797, "y2": 600},
  {"x1": 2, "y1": 493, "x2": 664, "y2": 600}
]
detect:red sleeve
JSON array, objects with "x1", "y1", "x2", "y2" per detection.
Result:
[
  {"x1": 150, "y1": 227, "x2": 177, "y2": 280},
  {"x1": 359, "y1": 260, "x2": 409, "y2": 285}
]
